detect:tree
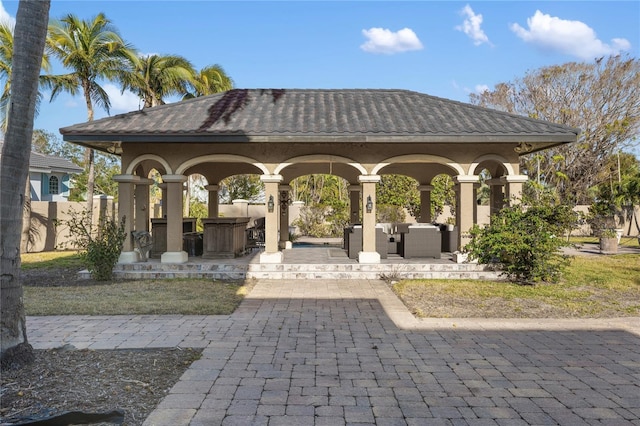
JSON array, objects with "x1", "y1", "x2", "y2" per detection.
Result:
[
  {"x1": 120, "y1": 53, "x2": 195, "y2": 108},
  {"x1": 183, "y1": 64, "x2": 233, "y2": 98},
  {"x1": 589, "y1": 153, "x2": 640, "y2": 233},
  {"x1": 430, "y1": 174, "x2": 456, "y2": 220},
  {"x1": 470, "y1": 55, "x2": 640, "y2": 204},
  {"x1": 376, "y1": 174, "x2": 420, "y2": 219},
  {"x1": 219, "y1": 174, "x2": 264, "y2": 203},
  {"x1": 46, "y1": 13, "x2": 135, "y2": 216},
  {"x1": 0, "y1": 21, "x2": 51, "y2": 132},
  {"x1": 1, "y1": 0, "x2": 50, "y2": 370}
]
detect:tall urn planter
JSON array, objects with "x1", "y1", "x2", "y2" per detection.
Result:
[{"x1": 599, "y1": 230, "x2": 618, "y2": 254}]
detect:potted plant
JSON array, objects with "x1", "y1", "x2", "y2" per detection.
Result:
[{"x1": 599, "y1": 228, "x2": 618, "y2": 254}]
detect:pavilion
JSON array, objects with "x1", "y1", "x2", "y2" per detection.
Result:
[{"x1": 60, "y1": 89, "x2": 579, "y2": 265}]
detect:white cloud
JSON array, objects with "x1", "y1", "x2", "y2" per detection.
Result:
[
  {"x1": 455, "y1": 5, "x2": 490, "y2": 46},
  {"x1": 103, "y1": 84, "x2": 141, "y2": 113},
  {"x1": 360, "y1": 27, "x2": 424, "y2": 54},
  {"x1": 510, "y1": 10, "x2": 631, "y2": 60},
  {"x1": 474, "y1": 84, "x2": 490, "y2": 94},
  {"x1": 0, "y1": 0, "x2": 15, "y2": 26}
]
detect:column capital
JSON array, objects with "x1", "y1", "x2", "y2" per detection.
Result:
[
  {"x1": 162, "y1": 174, "x2": 187, "y2": 183},
  {"x1": 418, "y1": 185, "x2": 434, "y2": 192},
  {"x1": 348, "y1": 185, "x2": 361, "y2": 192},
  {"x1": 205, "y1": 184, "x2": 220, "y2": 191},
  {"x1": 260, "y1": 174, "x2": 283, "y2": 183},
  {"x1": 113, "y1": 174, "x2": 140, "y2": 183},
  {"x1": 500, "y1": 175, "x2": 528, "y2": 183},
  {"x1": 358, "y1": 174, "x2": 381, "y2": 184},
  {"x1": 279, "y1": 185, "x2": 292, "y2": 191},
  {"x1": 137, "y1": 178, "x2": 154, "y2": 185},
  {"x1": 453, "y1": 175, "x2": 480, "y2": 184},
  {"x1": 485, "y1": 178, "x2": 503, "y2": 186}
]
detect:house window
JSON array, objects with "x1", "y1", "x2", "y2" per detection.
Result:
[{"x1": 49, "y1": 175, "x2": 59, "y2": 195}]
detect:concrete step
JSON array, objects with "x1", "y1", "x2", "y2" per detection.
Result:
[{"x1": 81, "y1": 261, "x2": 501, "y2": 281}]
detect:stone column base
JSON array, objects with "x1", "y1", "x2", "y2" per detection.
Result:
[
  {"x1": 260, "y1": 251, "x2": 284, "y2": 264},
  {"x1": 118, "y1": 251, "x2": 139, "y2": 264},
  {"x1": 358, "y1": 251, "x2": 381, "y2": 264},
  {"x1": 161, "y1": 251, "x2": 188, "y2": 264}
]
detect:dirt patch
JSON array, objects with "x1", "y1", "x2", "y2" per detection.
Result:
[
  {"x1": 1, "y1": 347, "x2": 202, "y2": 425},
  {"x1": 20, "y1": 266, "x2": 112, "y2": 288}
]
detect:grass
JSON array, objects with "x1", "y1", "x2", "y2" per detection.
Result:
[
  {"x1": 568, "y1": 235, "x2": 639, "y2": 248},
  {"x1": 20, "y1": 249, "x2": 640, "y2": 318},
  {"x1": 21, "y1": 251, "x2": 251, "y2": 316},
  {"x1": 24, "y1": 279, "x2": 250, "y2": 316},
  {"x1": 21, "y1": 251, "x2": 84, "y2": 269},
  {"x1": 392, "y1": 254, "x2": 640, "y2": 318}
]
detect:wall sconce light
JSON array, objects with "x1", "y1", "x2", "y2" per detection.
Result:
[
  {"x1": 267, "y1": 195, "x2": 275, "y2": 213},
  {"x1": 366, "y1": 195, "x2": 373, "y2": 213}
]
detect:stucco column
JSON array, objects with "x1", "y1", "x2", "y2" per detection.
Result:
[
  {"x1": 159, "y1": 183, "x2": 167, "y2": 217},
  {"x1": 260, "y1": 174, "x2": 284, "y2": 264},
  {"x1": 135, "y1": 178, "x2": 152, "y2": 232},
  {"x1": 279, "y1": 185, "x2": 292, "y2": 249},
  {"x1": 205, "y1": 184, "x2": 219, "y2": 218},
  {"x1": 501, "y1": 175, "x2": 528, "y2": 205},
  {"x1": 348, "y1": 185, "x2": 360, "y2": 224},
  {"x1": 418, "y1": 185, "x2": 433, "y2": 223},
  {"x1": 113, "y1": 174, "x2": 140, "y2": 263},
  {"x1": 358, "y1": 174, "x2": 381, "y2": 264},
  {"x1": 454, "y1": 175, "x2": 480, "y2": 250},
  {"x1": 486, "y1": 178, "x2": 505, "y2": 220},
  {"x1": 161, "y1": 174, "x2": 188, "y2": 264}
]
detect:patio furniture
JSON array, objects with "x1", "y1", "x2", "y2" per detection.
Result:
[
  {"x1": 150, "y1": 218, "x2": 198, "y2": 258},
  {"x1": 201, "y1": 217, "x2": 251, "y2": 258},
  {"x1": 344, "y1": 225, "x2": 388, "y2": 259},
  {"x1": 247, "y1": 217, "x2": 265, "y2": 249},
  {"x1": 437, "y1": 224, "x2": 459, "y2": 252},
  {"x1": 399, "y1": 224, "x2": 441, "y2": 259}
]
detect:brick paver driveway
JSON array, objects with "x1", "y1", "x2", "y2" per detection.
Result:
[{"x1": 28, "y1": 280, "x2": 640, "y2": 425}]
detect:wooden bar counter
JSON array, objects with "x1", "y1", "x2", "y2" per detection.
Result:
[{"x1": 201, "y1": 217, "x2": 251, "y2": 258}]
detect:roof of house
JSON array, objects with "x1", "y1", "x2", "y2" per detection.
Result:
[
  {"x1": 0, "y1": 142, "x2": 83, "y2": 174},
  {"x1": 60, "y1": 89, "x2": 580, "y2": 148}
]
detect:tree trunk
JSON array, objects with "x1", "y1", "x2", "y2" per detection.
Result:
[
  {"x1": 20, "y1": 174, "x2": 31, "y2": 253},
  {"x1": 1, "y1": 0, "x2": 50, "y2": 370}
]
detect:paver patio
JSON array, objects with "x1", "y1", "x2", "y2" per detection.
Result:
[{"x1": 27, "y1": 279, "x2": 640, "y2": 425}]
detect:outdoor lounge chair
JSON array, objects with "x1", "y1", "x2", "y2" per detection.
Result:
[
  {"x1": 345, "y1": 225, "x2": 388, "y2": 259},
  {"x1": 399, "y1": 224, "x2": 441, "y2": 259}
]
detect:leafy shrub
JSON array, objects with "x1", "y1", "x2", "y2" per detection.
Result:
[
  {"x1": 66, "y1": 211, "x2": 127, "y2": 280},
  {"x1": 293, "y1": 205, "x2": 331, "y2": 237},
  {"x1": 376, "y1": 204, "x2": 405, "y2": 223},
  {"x1": 466, "y1": 201, "x2": 578, "y2": 284}
]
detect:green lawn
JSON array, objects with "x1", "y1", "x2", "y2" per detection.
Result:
[
  {"x1": 392, "y1": 254, "x2": 640, "y2": 318},
  {"x1": 24, "y1": 279, "x2": 250, "y2": 316},
  {"x1": 21, "y1": 251, "x2": 251, "y2": 316}
]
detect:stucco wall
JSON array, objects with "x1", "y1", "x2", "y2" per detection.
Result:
[{"x1": 25, "y1": 196, "x2": 115, "y2": 252}]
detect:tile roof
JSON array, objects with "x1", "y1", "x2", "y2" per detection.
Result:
[
  {"x1": 60, "y1": 89, "x2": 579, "y2": 143},
  {"x1": 0, "y1": 142, "x2": 83, "y2": 174}
]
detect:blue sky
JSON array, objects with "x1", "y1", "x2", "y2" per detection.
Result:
[{"x1": 1, "y1": 1, "x2": 638, "y2": 145}]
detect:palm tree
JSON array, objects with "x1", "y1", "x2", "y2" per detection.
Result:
[
  {"x1": 1, "y1": 0, "x2": 50, "y2": 369},
  {"x1": 183, "y1": 64, "x2": 233, "y2": 99},
  {"x1": 46, "y1": 13, "x2": 135, "y2": 215},
  {"x1": 120, "y1": 53, "x2": 195, "y2": 108},
  {"x1": 0, "y1": 22, "x2": 52, "y2": 132}
]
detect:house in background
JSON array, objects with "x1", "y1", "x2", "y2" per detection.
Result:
[{"x1": 0, "y1": 142, "x2": 83, "y2": 201}]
